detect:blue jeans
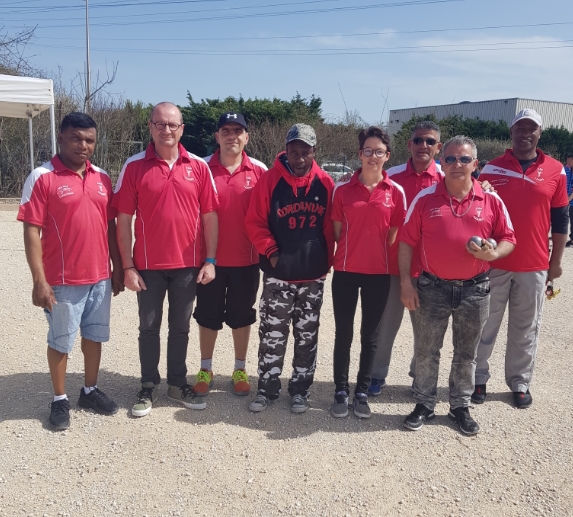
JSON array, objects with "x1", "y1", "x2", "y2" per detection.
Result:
[
  {"x1": 45, "y1": 279, "x2": 111, "y2": 353},
  {"x1": 413, "y1": 272, "x2": 490, "y2": 410}
]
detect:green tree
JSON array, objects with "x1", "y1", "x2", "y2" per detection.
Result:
[
  {"x1": 180, "y1": 93, "x2": 323, "y2": 156},
  {"x1": 539, "y1": 127, "x2": 573, "y2": 161}
]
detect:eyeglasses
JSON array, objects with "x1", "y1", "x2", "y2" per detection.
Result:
[
  {"x1": 361, "y1": 148, "x2": 387, "y2": 157},
  {"x1": 412, "y1": 137, "x2": 438, "y2": 146},
  {"x1": 443, "y1": 155, "x2": 474, "y2": 165},
  {"x1": 151, "y1": 121, "x2": 182, "y2": 131}
]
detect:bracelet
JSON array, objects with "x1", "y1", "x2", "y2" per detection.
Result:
[
  {"x1": 123, "y1": 266, "x2": 136, "y2": 271},
  {"x1": 205, "y1": 257, "x2": 217, "y2": 265}
]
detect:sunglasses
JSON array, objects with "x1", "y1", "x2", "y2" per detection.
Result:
[
  {"x1": 443, "y1": 155, "x2": 474, "y2": 165},
  {"x1": 412, "y1": 137, "x2": 438, "y2": 146}
]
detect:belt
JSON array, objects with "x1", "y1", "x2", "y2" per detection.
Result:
[{"x1": 422, "y1": 270, "x2": 490, "y2": 287}]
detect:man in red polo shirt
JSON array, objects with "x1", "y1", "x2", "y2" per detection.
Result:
[
  {"x1": 400, "y1": 136, "x2": 515, "y2": 435},
  {"x1": 192, "y1": 112, "x2": 267, "y2": 397},
  {"x1": 473, "y1": 109, "x2": 569, "y2": 409},
  {"x1": 19, "y1": 112, "x2": 123, "y2": 431},
  {"x1": 368, "y1": 121, "x2": 444, "y2": 395},
  {"x1": 114, "y1": 102, "x2": 219, "y2": 417}
]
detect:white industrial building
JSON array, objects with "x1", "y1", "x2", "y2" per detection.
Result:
[{"x1": 387, "y1": 98, "x2": 573, "y2": 134}]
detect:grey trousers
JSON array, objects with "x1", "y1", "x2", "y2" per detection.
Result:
[
  {"x1": 413, "y1": 273, "x2": 490, "y2": 410},
  {"x1": 137, "y1": 268, "x2": 199, "y2": 387},
  {"x1": 371, "y1": 276, "x2": 418, "y2": 381},
  {"x1": 475, "y1": 269, "x2": 546, "y2": 392}
]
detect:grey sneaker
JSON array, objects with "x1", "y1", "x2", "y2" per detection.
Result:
[
  {"x1": 291, "y1": 394, "x2": 309, "y2": 413},
  {"x1": 131, "y1": 382, "x2": 159, "y2": 417},
  {"x1": 353, "y1": 393, "x2": 371, "y2": 419},
  {"x1": 168, "y1": 383, "x2": 206, "y2": 410},
  {"x1": 249, "y1": 394, "x2": 272, "y2": 412},
  {"x1": 331, "y1": 391, "x2": 349, "y2": 418}
]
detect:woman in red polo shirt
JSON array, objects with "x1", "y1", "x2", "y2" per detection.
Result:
[{"x1": 330, "y1": 126, "x2": 406, "y2": 419}]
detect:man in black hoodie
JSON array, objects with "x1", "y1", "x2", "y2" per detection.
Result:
[{"x1": 245, "y1": 124, "x2": 335, "y2": 413}]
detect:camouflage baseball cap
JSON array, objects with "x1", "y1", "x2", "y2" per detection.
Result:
[{"x1": 286, "y1": 123, "x2": 317, "y2": 147}]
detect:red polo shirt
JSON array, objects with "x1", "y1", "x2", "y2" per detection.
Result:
[
  {"x1": 400, "y1": 179, "x2": 516, "y2": 280},
  {"x1": 387, "y1": 159, "x2": 444, "y2": 276},
  {"x1": 332, "y1": 170, "x2": 406, "y2": 274},
  {"x1": 113, "y1": 143, "x2": 219, "y2": 270},
  {"x1": 479, "y1": 149, "x2": 568, "y2": 272},
  {"x1": 17, "y1": 156, "x2": 115, "y2": 286},
  {"x1": 204, "y1": 150, "x2": 267, "y2": 266}
]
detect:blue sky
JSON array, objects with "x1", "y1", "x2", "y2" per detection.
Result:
[{"x1": 2, "y1": 0, "x2": 572, "y2": 124}]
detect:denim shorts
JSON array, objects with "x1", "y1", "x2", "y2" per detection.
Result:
[{"x1": 44, "y1": 279, "x2": 112, "y2": 353}]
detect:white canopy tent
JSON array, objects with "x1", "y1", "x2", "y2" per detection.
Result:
[{"x1": 0, "y1": 74, "x2": 57, "y2": 172}]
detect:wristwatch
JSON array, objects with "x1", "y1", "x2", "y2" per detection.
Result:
[{"x1": 205, "y1": 257, "x2": 217, "y2": 265}]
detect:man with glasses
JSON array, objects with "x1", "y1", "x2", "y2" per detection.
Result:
[
  {"x1": 473, "y1": 109, "x2": 569, "y2": 409},
  {"x1": 114, "y1": 102, "x2": 219, "y2": 416},
  {"x1": 368, "y1": 121, "x2": 444, "y2": 395},
  {"x1": 400, "y1": 136, "x2": 515, "y2": 434},
  {"x1": 192, "y1": 112, "x2": 267, "y2": 397}
]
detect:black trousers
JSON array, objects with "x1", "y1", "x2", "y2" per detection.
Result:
[
  {"x1": 332, "y1": 271, "x2": 391, "y2": 395},
  {"x1": 137, "y1": 267, "x2": 199, "y2": 386}
]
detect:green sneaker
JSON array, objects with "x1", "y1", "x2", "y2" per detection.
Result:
[
  {"x1": 231, "y1": 369, "x2": 251, "y2": 396},
  {"x1": 131, "y1": 382, "x2": 158, "y2": 417},
  {"x1": 168, "y1": 383, "x2": 206, "y2": 410},
  {"x1": 193, "y1": 369, "x2": 214, "y2": 395}
]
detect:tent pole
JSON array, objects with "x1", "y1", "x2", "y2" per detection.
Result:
[
  {"x1": 28, "y1": 115, "x2": 34, "y2": 172},
  {"x1": 49, "y1": 104, "x2": 57, "y2": 157}
]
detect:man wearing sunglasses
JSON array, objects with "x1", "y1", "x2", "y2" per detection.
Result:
[
  {"x1": 399, "y1": 136, "x2": 515, "y2": 434},
  {"x1": 114, "y1": 102, "x2": 219, "y2": 416},
  {"x1": 368, "y1": 121, "x2": 444, "y2": 395},
  {"x1": 473, "y1": 109, "x2": 569, "y2": 409}
]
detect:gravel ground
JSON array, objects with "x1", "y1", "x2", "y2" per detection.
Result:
[{"x1": 1, "y1": 209, "x2": 572, "y2": 517}]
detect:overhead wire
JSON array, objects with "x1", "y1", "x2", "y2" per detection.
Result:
[
  {"x1": 32, "y1": 39, "x2": 573, "y2": 56},
  {"x1": 1, "y1": 0, "x2": 468, "y2": 27}
]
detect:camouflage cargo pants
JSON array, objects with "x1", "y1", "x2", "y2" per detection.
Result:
[{"x1": 256, "y1": 274, "x2": 325, "y2": 399}]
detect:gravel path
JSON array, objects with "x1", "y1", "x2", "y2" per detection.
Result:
[{"x1": 1, "y1": 209, "x2": 571, "y2": 517}]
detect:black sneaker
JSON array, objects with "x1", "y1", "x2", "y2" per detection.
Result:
[
  {"x1": 404, "y1": 403, "x2": 435, "y2": 431},
  {"x1": 78, "y1": 388, "x2": 119, "y2": 415},
  {"x1": 566, "y1": 240, "x2": 573, "y2": 248},
  {"x1": 513, "y1": 390, "x2": 533, "y2": 409},
  {"x1": 471, "y1": 384, "x2": 487, "y2": 404},
  {"x1": 352, "y1": 393, "x2": 371, "y2": 419},
  {"x1": 49, "y1": 398, "x2": 71, "y2": 430},
  {"x1": 448, "y1": 406, "x2": 480, "y2": 435}
]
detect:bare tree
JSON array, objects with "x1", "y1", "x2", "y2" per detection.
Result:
[{"x1": 0, "y1": 26, "x2": 36, "y2": 76}]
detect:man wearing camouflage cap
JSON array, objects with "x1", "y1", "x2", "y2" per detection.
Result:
[{"x1": 245, "y1": 123, "x2": 335, "y2": 413}]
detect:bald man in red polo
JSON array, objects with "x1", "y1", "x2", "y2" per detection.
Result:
[{"x1": 399, "y1": 136, "x2": 515, "y2": 435}]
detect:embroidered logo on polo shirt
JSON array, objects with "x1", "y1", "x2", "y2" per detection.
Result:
[
  {"x1": 185, "y1": 166, "x2": 195, "y2": 182},
  {"x1": 244, "y1": 176, "x2": 253, "y2": 189},
  {"x1": 429, "y1": 207, "x2": 442, "y2": 218},
  {"x1": 535, "y1": 168, "x2": 544, "y2": 182},
  {"x1": 96, "y1": 182, "x2": 107, "y2": 197},
  {"x1": 57, "y1": 185, "x2": 74, "y2": 198},
  {"x1": 382, "y1": 190, "x2": 392, "y2": 208},
  {"x1": 474, "y1": 206, "x2": 484, "y2": 221}
]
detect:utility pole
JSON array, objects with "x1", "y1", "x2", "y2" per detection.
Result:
[{"x1": 84, "y1": 0, "x2": 91, "y2": 113}]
